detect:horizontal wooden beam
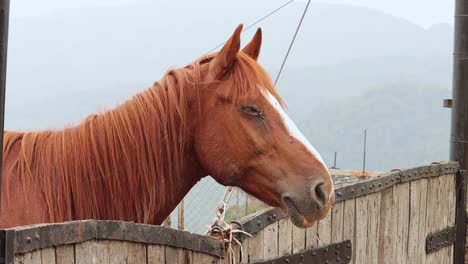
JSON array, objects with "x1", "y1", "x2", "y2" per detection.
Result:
[{"x1": 8, "y1": 220, "x2": 224, "y2": 257}]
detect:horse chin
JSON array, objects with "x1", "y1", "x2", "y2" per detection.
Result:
[{"x1": 283, "y1": 198, "x2": 318, "y2": 228}]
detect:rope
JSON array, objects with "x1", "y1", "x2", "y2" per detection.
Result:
[
  {"x1": 274, "y1": 0, "x2": 312, "y2": 86},
  {"x1": 206, "y1": 187, "x2": 252, "y2": 264}
]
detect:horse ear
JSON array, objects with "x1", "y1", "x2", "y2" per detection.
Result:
[
  {"x1": 209, "y1": 24, "x2": 243, "y2": 80},
  {"x1": 242, "y1": 28, "x2": 262, "y2": 60}
]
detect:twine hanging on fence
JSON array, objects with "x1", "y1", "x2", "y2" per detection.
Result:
[{"x1": 206, "y1": 187, "x2": 252, "y2": 264}]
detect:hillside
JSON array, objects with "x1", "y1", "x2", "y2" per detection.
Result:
[{"x1": 299, "y1": 83, "x2": 451, "y2": 171}]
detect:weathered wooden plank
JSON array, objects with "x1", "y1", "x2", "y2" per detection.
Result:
[
  {"x1": 56, "y1": 244, "x2": 75, "y2": 264},
  {"x1": 147, "y1": 245, "x2": 165, "y2": 264},
  {"x1": 354, "y1": 195, "x2": 368, "y2": 264},
  {"x1": 292, "y1": 223, "x2": 306, "y2": 253},
  {"x1": 408, "y1": 178, "x2": 428, "y2": 264},
  {"x1": 378, "y1": 187, "x2": 396, "y2": 264},
  {"x1": 366, "y1": 192, "x2": 381, "y2": 264},
  {"x1": 108, "y1": 241, "x2": 126, "y2": 264},
  {"x1": 263, "y1": 222, "x2": 279, "y2": 258},
  {"x1": 331, "y1": 201, "x2": 344, "y2": 243},
  {"x1": 165, "y1": 246, "x2": 181, "y2": 264},
  {"x1": 108, "y1": 241, "x2": 146, "y2": 264},
  {"x1": 425, "y1": 176, "x2": 439, "y2": 264},
  {"x1": 438, "y1": 175, "x2": 450, "y2": 264},
  {"x1": 446, "y1": 174, "x2": 456, "y2": 264},
  {"x1": 182, "y1": 249, "x2": 193, "y2": 264},
  {"x1": 239, "y1": 235, "x2": 249, "y2": 264},
  {"x1": 127, "y1": 242, "x2": 147, "y2": 264},
  {"x1": 277, "y1": 218, "x2": 292, "y2": 256},
  {"x1": 342, "y1": 198, "x2": 356, "y2": 264},
  {"x1": 395, "y1": 182, "x2": 410, "y2": 264},
  {"x1": 305, "y1": 221, "x2": 318, "y2": 250},
  {"x1": 40, "y1": 247, "x2": 56, "y2": 264},
  {"x1": 317, "y1": 209, "x2": 332, "y2": 247},
  {"x1": 247, "y1": 230, "x2": 264, "y2": 262},
  {"x1": 193, "y1": 251, "x2": 220, "y2": 264},
  {"x1": 75, "y1": 240, "x2": 109, "y2": 264},
  {"x1": 15, "y1": 250, "x2": 41, "y2": 264}
]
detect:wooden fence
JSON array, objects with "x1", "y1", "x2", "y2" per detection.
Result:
[
  {"x1": 5, "y1": 220, "x2": 225, "y2": 264},
  {"x1": 233, "y1": 161, "x2": 459, "y2": 264},
  {"x1": 3, "y1": 162, "x2": 464, "y2": 264}
]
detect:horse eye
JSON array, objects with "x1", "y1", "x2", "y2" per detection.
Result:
[{"x1": 240, "y1": 105, "x2": 263, "y2": 118}]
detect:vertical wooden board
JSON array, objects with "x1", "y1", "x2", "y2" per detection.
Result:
[
  {"x1": 408, "y1": 179, "x2": 428, "y2": 264},
  {"x1": 56, "y1": 244, "x2": 75, "y2": 264},
  {"x1": 317, "y1": 209, "x2": 332, "y2": 247},
  {"x1": 425, "y1": 176, "x2": 441, "y2": 264},
  {"x1": 417, "y1": 179, "x2": 428, "y2": 264},
  {"x1": 108, "y1": 241, "x2": 126, "y2": 264},
  {"x1": 394, "y1": 182, "x2": 410, "y2": 264},
  {"x1": 147, "y1": 245, "x2": 165, "y2": 264},
  {"x1": 108, "y1": 241, "x2": 146, "y2": 264},
  {"x1": 75, "y1": 240, "x2": 109, "y2": 264},
  {"x1": 247, "y1": 230, "x2": 264, "y2": 262},
  {"x1": 263, "y1": 222, "x2": 279, "y2": 258},
  {"x1": 438, "y1": 175, "x2": 450, "y2": 264},
  {"x1": 126, "y1": 242, "x2": 146, "y2": 264},
  {"x1": 366, "y1": 192, "x2": 381, "y2": 264},
  {"x1": 331, "y1": 201, "x2": 344, "y2": 243},
  {"x1": 239, "y1": 236, "x2": 249, "y2": 264},
  {"x1": 446, "y1": 174, "x2": 456, "y2": 264},
  {"x1": 425, "y1": 177, "x2": 436, "y2": 264},
  {"x1": 428, "y1": 175, "x2": 447, "y2": 264},
  {"x1": 278, "y1": 218, "x2": 293, "y2": 256},
  {"x1": 407, "y1": 180, "x2": 420, "y2": 264},
  {"x1": 292, "y1": 223, "x2": 306, "y2": 253},
  {"x1": 193, "y1": 252, "x2": 220, "y2": 264},
  {"x1": 165, "y1": 247, "x2": 181, "y2": 264},
  {"x1": 15, "y1": 250, "x2": 41, "y2": 264},
  {"x1": 378, "y1": 187, "x2": 396, "y2": 264},
  {"x1": 181, "y1": 249, "x2": 193, "y2": 264},
  {"x1": 447, "y1": 174, "x2": 456, "y2": 225},
  {"x1": 192, "y1": 252, "x2": 204, "y2": 264},
  {"x1": 305, "y1": 222, "x2": 318, "y2": 250},
  {"x1": 439, "y1": 174, "x2": 455, "y2": 264},
  {"x1": 354, "y1": 195, "x2": 368, "y2": 264},
  {"x1": 41, "y1": 248, "x2": 56, "y2": 264},
  {"x1": 342, "y1": 199, "x2": 356, "y2": 264}
]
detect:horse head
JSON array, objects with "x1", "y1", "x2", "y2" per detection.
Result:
[{"x1": 193, "y1": 25, "x2": 334, "y2": 228}]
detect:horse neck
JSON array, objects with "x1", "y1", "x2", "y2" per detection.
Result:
[
  {"x1": 88, "y1": 81, "x2": 205, "y2": 224},
  {"x1": 32, "y1": 76, "x2": 203, "y2": 225}
]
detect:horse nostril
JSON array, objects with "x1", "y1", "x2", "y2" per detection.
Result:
[{"x1": 314, "y1": 183, "x2": 327, "y2": 207}]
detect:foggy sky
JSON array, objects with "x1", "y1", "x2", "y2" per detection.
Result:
[{"x1": 12, "y1": 0, "x2": 454, "y2": 28}]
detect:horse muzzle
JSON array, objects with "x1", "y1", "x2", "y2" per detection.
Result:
[{"x1": 282, "y1": 180, "x2": 335, "y2": 228}]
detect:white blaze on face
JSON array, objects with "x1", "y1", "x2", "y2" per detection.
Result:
[{"x1": 262, "y1": 90, "x2": 327, "y2": 167}]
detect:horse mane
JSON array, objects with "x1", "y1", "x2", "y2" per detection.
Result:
[{"x1": 2, "y1": 51, "x2": 282, "y2": 224}]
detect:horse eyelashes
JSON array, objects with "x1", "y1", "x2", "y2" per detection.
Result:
[{"x1": 240, "y1": 105, "x2": 264, "y2": 119}]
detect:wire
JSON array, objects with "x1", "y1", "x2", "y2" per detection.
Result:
[
  {"x1": 206, "y1": 0, "x2": 295, "y2": 54},
  {"x1": 274, "y1": 0, "x2": 311, "y2": 86}
]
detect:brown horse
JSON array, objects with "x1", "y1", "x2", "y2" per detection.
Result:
[{"x1": 1, "y1": 25, "x2": 334, "y2": 229}]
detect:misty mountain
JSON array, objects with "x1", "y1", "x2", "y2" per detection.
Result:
[
  {"x1": 301, "y1": 84, "x2": 451, "y2": 171},
  {"x1": 5, "y1": 1, "x2": 453, "y2": 168},
  {"x1": 4, "y1": 0, "x2": 455, "y2": 233},
  {"x1": 5, "y1": 2, "x2": 452, "y2": 131}
]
